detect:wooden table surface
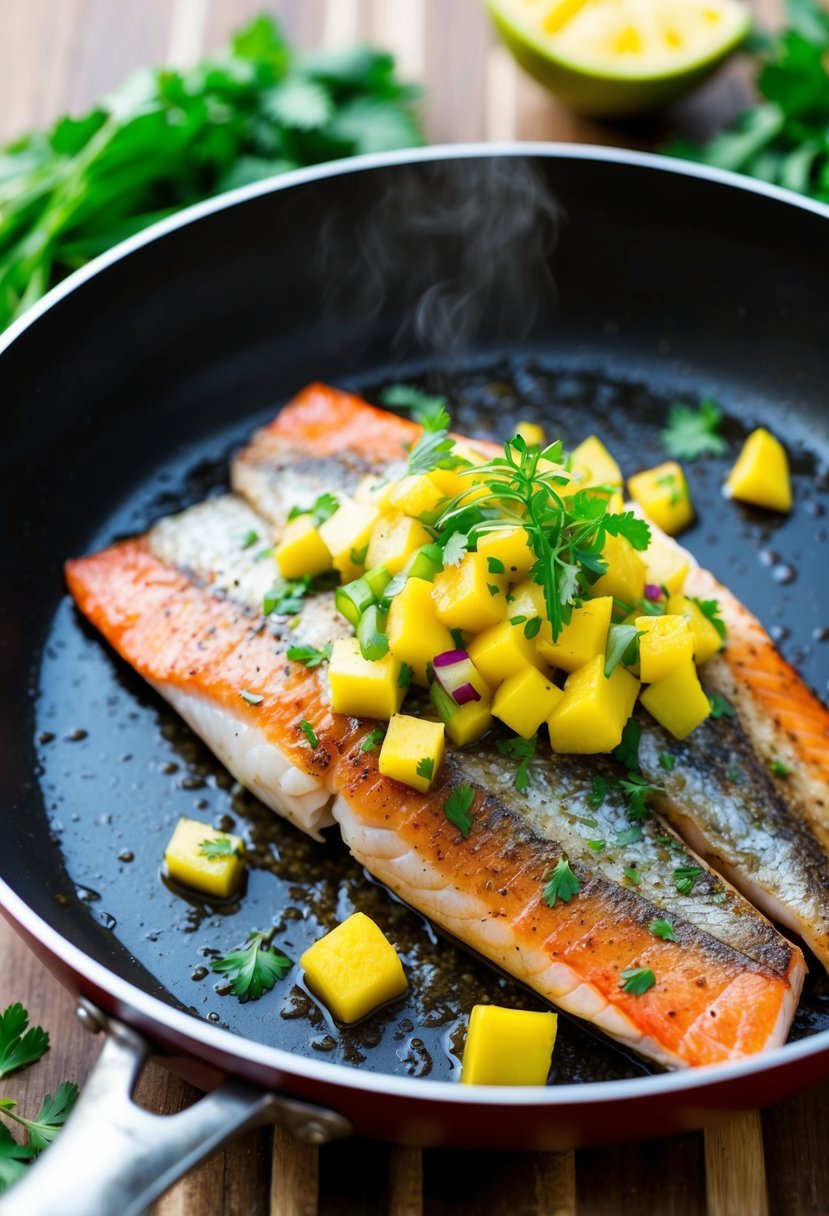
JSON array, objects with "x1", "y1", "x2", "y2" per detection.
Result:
[{"x1": 2, "y1": 1, "x2": 825, "y2": 1214}]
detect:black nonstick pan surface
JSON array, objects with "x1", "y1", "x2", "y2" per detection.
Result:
[{"x1": 1, "y1": 146, "x2": 829, "y2": 1163}]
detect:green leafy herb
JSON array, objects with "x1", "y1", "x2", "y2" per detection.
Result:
[
  {"x1": 449, "y1": 628, "x2": 466, "y2": 649},
  {"x1": 619, "y1": 967, "x2": 656, "y2": 995},
  {"x1": 673, "y1": 865, "x2": 703, "y2": 896},
  {"x1": 658, "y1": 752, "x2": 676, "y2": 771},
  {"x1": 350, "y1": 544, "x2": 369, "y2": 566},
  {"x1": 690, "y1": 596, "x2": 727, "y2": 641},
  {"x1": 661, "y1": 399, "x2": 727, "y2": 460},
  {"x1": 709, "y1": 691, "x2": 736, "y2": 719},
  {"x1": 210, "y1": 929, "x2": 292, "y2": 1001},
  {"x1": 656, "y1": 471, "x2": 683, "y2": 505},
  {"x1": 442, "y1": 531, "x2": 469, "y2": 567},
  {"x1": 416, "y1": 757, "x2": 435, "y2": 782},
  {"x1": 0, "y1": 1083, "x2": 79, "y2": 1154},
  {"x1": 587, "y1": 776, "x2": 607, "y2": 811},
  {"x1": 613, "y1": 719, "x2": 641, "y2": 773},
  {"x1": 524, "y1": 616, "x2": 542, "y2": 640},
  {"x1": 542, "y1": 857, "x2": 581, "y2": 906},
  {"x1": 0, "y1": 1123, "x2": 33, "y2": 1192},
  {"x1": 407, "y1": 406, "x2": 463, "y2": 476},
  {"x1": 360, "y1": 727, "x2": 386, "y2": 752},
  {"x1": 587, "y1": 839, "x2": 606, "y2": 852},
  {"x1": 487, "y1": 556, "x2": 506, "y2": 574},
  {"x1": 241, "y1": 528, "x2": 260, "y2": 550},
  {"x1": 397, "y1": 662, "x2": 413, "y2": 689},
  {"x1": 288, "y1": 492, "x2": 339, "y2": 528},
  {"x1": 616, "y1": 826, "x2": 643, "y2": 847},
  {"x1": 0, "y1": 17, "x2": 424, "y2": 331},
  {"x1": 286, "y1": 643, "x2": 332, "y2": 668},
  {"x1": 381, "y1": 384, "x2": 449, "y2": 427},
  {"x1": 444, "y1": 784, "x2": 475, "y2": 837},
  {"x1": 604, "y1": 623, "x2": 643, "y2": 677},
  {"x1": 728, "y1": 764, "x2": 744, "y2": 784},
  {"x1": 650, "y1": 919, "x2": 680, "y2": 943},
  {"x1": 199, "y1": 837, "x2": 240, "y2": 860},
  {"x1": 263, "y1": 576, "x2": 312, "y2": 616},
  {"x1": 253, "y1": 546, "x2": 275, "y2": 563},
  {"x1": 771, "y1": 758, "x2": 791, "y2": 777},
  {"x1": 240, "y1": 688, "x2": 264, "y2": 706},
  {"x1": 623, "y1": 865, "x2": 641, "y2": 885},
  {"x1": 299, "y1": 720, "x2": 318, "y2": 748},
  {"x1": 618, "y1": 773, "x2": 663, "y2": 820},
  {"x1": 0, "y1": 1005, "x2": 49, "y2": 1082},
  {"x1": 495, "y1": 734, "x2": 536, "y2": 793},
  {"x1": 486, "y1": 583, "x2": 500, "y2": 596}
]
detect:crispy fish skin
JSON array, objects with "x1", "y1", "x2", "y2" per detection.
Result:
[{"x1": 64, "y1": 386, "x2": 809, "y2": 1068}]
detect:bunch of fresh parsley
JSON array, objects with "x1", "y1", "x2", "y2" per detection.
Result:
[
  {"x1": 670, "y1": 0, "x2": 829, "y2": 202},
  {"x1": 0, "y1": 16, "x2": 423, "y2": 331},
  {"x1": 0, "y1": 1003, "x2": 78, "y2": 1193}
]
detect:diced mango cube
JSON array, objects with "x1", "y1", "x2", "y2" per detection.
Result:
[
  {"x1": 493, "y1": 667, "x2": 564, "y2": 738},
  {"x1": 570, "y1": 435, "x2": 623, "y2": 488},
  {"x1": 318, "y1": 501, "x2": 380, "y2": 582},
  {"x1": 329, "y1": 638, "x2": 404, "y2": 720},
  {"x1": 640, "y1": 658, "x2": 711, "y2": 740},
  {"x1": 429, "y1": 442, "x2": 488, "y2": 499},
  {"x1": 164, "y1": 817, "x2": 245, "y2": 899},
  {"x1": 468, "y1": 619, "x2": 540, "y2": 686},
  {"x1": 477, "y1": 527, "x2": 535, "y2": 579},
  {"x1": 365, "y1": 512, "x2": 432, "y2": 575},
  {"x1": 606, "y1": 491, "x2": 625, "y2": 514},
  {"x1": 387, "y1": 577, "x2": 455, "y2": 685},
  {"x1": 461, "y1": 1004, "x2": 558, "y2": 1086},
  {"x1": 379, "y1": 713, "x2": 445, "y2": 791},
  {"x1": 353, "y1": 473, "x2": 396, "y2": 511},
  {"x1": 635, "y1": 614, "x2": 694, "y2": 683},
  {"x1": 643, "y1": 529, "x2": 690, "y2": 595},
  {"x1": 387, "y1": 473, "x2": 446, "y2": 519},
  {"x1": 300, "y1": 912, "x2": 408, "y2": 1024},
  {"x1": 537, "y1": 596, "x2": 612, "y2": 673},
  {"x1": 548, "y1": 655, "x2": 640, "y2": 754},
  {"x1": 725, "y1": 427, "x2": 792, "y2": 512},
  {"x1": 515, "y1": 420, "x2": 546, "y2": 447},
  {"x1": 667, "y1": 594, "x2": 723, "y2": 664},
  {"x1": 590, "y1": 533, "x2": 646, "y2": 606},
  {"x1": 273, "y1": 514, "x2": 334, "y2": 580},
  {"x1": 628, "y1": 461, "x2": 694, "y2": 535},
  {"x1": 430, "y1": 681, "x2": 494, "y2": 746},
  {"x1": 433, "y1": 553, "x2": 507, "y2": 633}
]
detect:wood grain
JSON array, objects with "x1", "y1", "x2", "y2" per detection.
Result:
[{"x1": 5, "y1": 2, "x2": 829, "y2": 1215}]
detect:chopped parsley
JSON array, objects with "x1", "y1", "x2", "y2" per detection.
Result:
[
  {"x1": 487, "y1": 556, "x2": 506, "y2": 574},
  {"x1": 199, "y1": 836, "x2": 240, "y2": 860},
  {"x1": 658, "y1": 752, "x2": 676, "y2": 771},
  {"x1": 542, "y1": 857, "x2": 581, "y2": 906},
  {"x1": 650, "y1": 919, "x2": 679, "y2": 943},
  {"x1": 299, "y1": 720, "x2": 318, "y2": 748},
  {"x1": 240, "y1": 689, "x2": 264, "y2": 705},
  {"x1": 495, "y1": 734, "x2": 536, "y2": 793},
  {"x1": 690, "y1": 596, "x2": 727, "y2": 641},
  {"x1": 442, "y1": 531, "x2": 469, "y2": 567},
  {"x1": 210, "y1": 929, "x2": 292, "y2": 1002},
  {"x1": 613, "y1": 719, "x2": 641, "y2": 773},
  {"x1": 616, "y1": 826, "x2": 643, "y2": 847},
  {"x1": 487, "y1": 583, "x2": 501, "y2": 596},
  {"x1": 587, "y1": 776, "x2": 607, "y2": 811},
  {"x1": 0, "y1": 1082, "x2": 79, "y2": 1157},
  {"x1": 604, "y1": 623, "x2": 642, "y2": 677},
  {"x1": 771, "y1": 758, "x2": 791, "y2": 778},
  {"x1": 286, "y1": 643, "x2": 332, "y2": 668},
  {"x1": 524, "y1": 616, "x2": 542, "y2": 640},
  {"x1": 444, "y1": 784, "x2": 475, "y2": 837},
  {"x1": 397, "y1": 663, "x2": 413, "y2": 689},
  {"x1": 656, "y1": 471, "x2": 684, "y2": 505},
  {"x1": 673, "y1": 865, "x2": 703, "y2": 896},
  {"x1": 380, "y1": 383, "x2": 449, "y2": 427},
  {"x1": 618, "y1": 773, "x2": 663, "y2": 820},
  {"x1": 360, "y1": 727, "x2": 386, "y2": 752},
  {"x1": 287, "y1": 492, "x2": 339, "y2": 527},
  {"x1": 0, "y1": 1005, "x2": 50, "y2": 1082},
  {"x1": 587, "y1": 839, "x2": 606, "y2": 852},
  {"x1": 619, "y1": 967, "x2": 656, "y2": 995},
  {"x1": 661, "y1": 398, "x2": 727, "y2": 460},
  {"x1": 263, "y1": 576, "x2": 312, "y2": 616},
  {"x1": 709, "y1": 691, "x2": 736, "y2": 719},
  {"x1": 240, "y1": 528, "x2": 260, "y2": 550},
  {"x1": 253, "y1": 546, "x2": 275, "y2": 563},
  {"x1": 622, "y1": 865, "x2": 641, "y2": 885},
  {"x1": 416, "y1": 757, "x2": 435, "y2": 782},
  {"x1": 407, "y1": 406, "x2": 464, "y2": 476},
  {"x1": 350, "y1": 543, "x2": 368, "y2": 566}
]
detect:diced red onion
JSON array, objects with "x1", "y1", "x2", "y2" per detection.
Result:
[
  {"x1": 433, "y1": 649, "x2": 469, "y2": 668},
  {"x1": 452, "y1": 682, "x2": 481, "y2": 705},
  {"x1": 644, "y1": 583, "x2": 663, "y2": 602}
]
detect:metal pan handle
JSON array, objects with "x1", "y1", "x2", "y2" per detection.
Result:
[{"x1": 0, "y1": 1002, "x2": 350, "y2": 1216}]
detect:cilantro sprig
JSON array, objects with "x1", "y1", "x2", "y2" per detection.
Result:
[
  {"x1": 542, "y1": 857, "x2": 581, "y2": 906},
  {"x1": 210, "y1": 929, "x2": 293, "y2": 1002},
  {"x1": 381, "y1": 384, "x2": 449, "y2": 427},
  {"x1": 199, "y1": 837, "x2": 241, "y2": 860},
  {"x1": 661, "y1": 398, "x2": 727, "y2": 461},
  {"x1": 288, "y1": 493, "x2": 339, "y2": 528},
  {"x1": 0, "y1": 1084, "x2": 79, "y2": 1154},
  {"x1": 0, "y1": 1005, "x2": 49, "y2": 1082},
  {"x1": 286, "y1": 643, "x2": 332, "y2": 668},
  {"x1": 444, "y1": 784, "x2": 475, "y2": 837},
  {"x1": 495, "y1": 734, "x2": 536, "y2": 793}
]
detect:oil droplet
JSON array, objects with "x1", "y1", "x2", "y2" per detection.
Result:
[
  {"x1": 191, "y1": 966, "x2": 208, "y2": 981},
  {"x1": 207, "y1": 1012, "x2": 221, "y2": 1023},
  {"x1": 66, "y1": 728, "x2": 88, "y2": 742},
  {"x1": 770, "y1": 624, "x2": 790, "y2": 643},
  {"x1": 39, "y1": 732, "x2": 55, "y2": 745},
  {"x1": 772, "y1": 564, "x2": 797, "y2": 585},
  {"x1": 117, "y1": 850, "x2": 134, "y2": 863},
  {"x1": 813, "y1": 626, "x2": 829, "y2": 643}
]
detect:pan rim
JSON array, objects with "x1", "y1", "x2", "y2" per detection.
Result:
[{"x1": 3, "y1": 141, "x2": 829, "y2": 1107}]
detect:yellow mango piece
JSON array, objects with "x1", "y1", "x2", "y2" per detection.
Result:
[
  {"x1": 300, "y1": 912, "x2": 408, "y2": 1024},
  {"x1": 477, "y1": 526, "x2": 535, "y2": 578},
  {"x1": 570, "y1": 435, "x2": 623, "y2": 488},
  {"x1": 429, "y1": 442, "x2": 488, "y2": 499},
  {"x1": 387, "y1": 473, "x2": 446, "y2": 519},
  {"x1": 273, "y1": 514, "x2": 333, "y2": 580},
  {"x1": 725, "y1": 427, "x2": 792, "y2": 512},
  {"x1": 628, "y1": 461, "x2": 694, "y2": 535},
  {"x1": 643, "y1": 529, "x2": 690, "y2": 595},
  {"x1": 432, "y1": 553, "x2": 506, "y2": 633},
  {"x1": 515, "y1": 420, "x2": 546, "y2": 447},
  {"x1": 548, "y1": 655, "x2": 640, "y2": 754},
  {"x1": 445, "y1": 699, "x2": 493, "y2": 747},
  {"x1": 667, "y1": 594, "x2": 723, "y2": 664},
  {"x1": 468, "y1": 619, "x2": 540, "y2": 686},
  {"x1": 635, "y1": 614, "x2": 694, "y2": 683},
  {"x1": 537, "y1": 596, "x2": 612, "y2": 673},
  {"x1": 329, "y1": 638, "x2": 404, "y2": 720},
  {"x1": 387, "y1": 577, "x2": 455, "y2": 685},
  {"x1": 461, "y1": 1004, "x2": 558, "y2": 1086},
  {"x1": 353, "y1": 473, "x2": 396, "y2": 511},
  {"x1": 640, "y1": 658, "x2": 711, "y2": 740},
  {"x1": 507, "y1": 578, "x2": 551, "y2": 645},
  {"x1": 493, "y1": 667, "x2": 564, "y2": 738},
  {"x1": 378, "y1": 713, "x2": 445, "y2": 792},
  {"x1": 590, "y1": 532, "x2": 646, "y2": 606},
  {"x1": 606, "y1": 490, "x2": 625, "y2": 514},
  {"x1": 365, "y1": 512, "x2": 432, "y2": 575},
  {"x1": 318, "y1": 501, "x2": 380, "y2": 582},
  {"x1": 164, "y1": 817, "x2": 245, "y2": 899}
]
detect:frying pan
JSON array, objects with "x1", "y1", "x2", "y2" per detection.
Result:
[{"x1": 1, "y1": 144, "x2": 828, "y2": 1216}]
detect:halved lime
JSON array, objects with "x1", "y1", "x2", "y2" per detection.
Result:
[{"x1": 486, "y1": 0, "x2": 751, "y2": 117}]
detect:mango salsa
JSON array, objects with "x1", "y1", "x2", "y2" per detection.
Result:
[
  {"x1": 515, "y1": 420, "x2": 546, "y2": 447},
  {"x1": 640, "y1": 657, "x2": 711, "y2": 740},
  {"x1": 318, "y1": 501, "x2": 380, "y2": 581},
  {"x1": 476, "y1": 526, "x2": 535, "y2": 578},
  {"x1": 432, "y1": 552, "x2": 506, "y2": 633},
  {"x1": 329, "y1": 638, "x2": 404, "y2": 720},
  {"x1": 387, "y1": 472, "x2": 446, "y2": 519},
  {"x1": 643, "y1": 528, "x2": 690, "y2": 595},
  {"x1": 300, "y1": 912, "x2": 408, "y2": 1023},
  {"x1": 628, "y1": 461, "x2": 694, "y2": 535},
  {"x1": 667, "y1": 594, "x2": 723, "y2": 664},
  {"x1": 379, "y1": 713, "x2": 445, "y2": 791},
  {"x1": 590, "y1": 533, "x2": 646, "y2": 606},
  {"x1": 493, "y1": 667, "x2": 564, "y2": 738},
  {"x1": 635, "y1": 613, "x2": 694, "y2": 683},
  {"x1": 461, "y1": 1005, "x2": 558, "y2": 1086},
  {"x1": 365, "y1": 512, "x2": 432, "y2": 575},
  {"x1": 387, "y1": 577, "x2": 455, "y2": 685},
  {"x1": 537, "y1": 596, "x2": 612, "y2": 673},
  {"x1": 164, "y1": 817, "x2": 245, "y2": 899},
  {"x1": 570, "y1": 434, "x2": 623, "y2": 488},
  {"x1": 468, "y1": 619, "x2": 540, "y2": 686},
  {"x1": 273, "y1": 514, "x2": 333, "y2": 580},
  {"x1": 548, "y1": 655, "x2": 640, "y2": 754},
  {"x1": 725, "y1": 427, "x2": 792, "y2": 512}
]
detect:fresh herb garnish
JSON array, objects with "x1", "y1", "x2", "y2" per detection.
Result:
[
  {"x1": 771, "y1": 758, "x2": 791, "y2": 777},
  {"x1": 616, "y1": 826, "x2": 643, "y2": 846},
  {"x1": 381, "y1": 384, "x2": 449, "y2": 427},
  {"x1": 210, "y1": 929, "x2": 292, "y2": 1002},
  {"x1": 661, "y1": 399, "x2": 727, "y2": 460},
  {"x1": 299, "y1": 720, "x2": 318, "y2": 748},
  {"x1": 286, "y1": 643, "x2": 332, "y2": 668},
  {"x1": 690, "y1": 596, "x2": 727, "y2": 642},
  {"x1": 542, "y1": 857, "x2": 581, "y2": 906},
  {"x1": 587, "y1": 839, "x2": 606, "y2": 852},
  {"x1": 0, "y1": 1082, "x2": 79, "y2": 1155},
  {"x1": 263, "y1": 576, "x2": 312, "y2": 616},
  {"x1": 442, "y1": 531, "x2": 469, "y2": 567},
  {"x1": 444, "y1": 784, "x2": 475, "y2": 837},
  {"x1": 524, "y1": 616, "x2": 542, "y2": 640},
  {"x1": 618, "y1": 773, "x2": 663, "y2": 820},
  {"x1": 487, "y1": 583, "x2": 500, "y2": 596},
  {"x1": 656, "y1": 471, "x2": 683, "y2": 505},
  {"x1": 587, "y1": 776, "x2": 607, "y2": 811},
  {"x1": 658, "y1": 752, "x2": 676, "y2": 771},
  {"x1": 650, "y1": 919, "x2": 680, "y2": 943},
  {"x1": 397, "y1": 662, "x2": 413, "y2": 689},
  {"x1": 0, "y1": 1005, "x2": 49, "y2": 1082},
  {"x1": 198, "y1": 837, "x2": 240, "y2": 860},
  {"x1": 253, "y1": 546, "x2": 275, "y2": 563},
  {"x1": 709, "y1": 691, "x2": 736, "y2": 719},
  {"x1": 416, "y1": 757, "x2": 435, "y2": 782},
  {"x1": 613, "y1": 719, "x2": 641, "y2": 773},
  {"x1": 241, "y1": 528, "x2": 260, "y2": 550},
  {"x1": 360, "y1": 727, "x2": 386, "y2": 752},
  {"x1": 495, "y1": 734, "x2": 536, "y2": 793},
  {"x1": 604, "y1": 623, "x2": 643, "y2": 677},
  {"x1": 407, "y1": 406, "x2": 463, "y2": 476},
  {"x1": 673, "y1": 865, "x2": 703, "y2": 896},
  {"x1": 240, "y1": 689, "x2": 264, "y2": 706},
  {"x1": 288, "y1": 492, "x2": 339, "y2": 528},
  {"x1": 486, "y1": 556, "x2": 506, "y2": 574},
  {"x1": 619, "y1": 967, "x2": 656, "y2": 995},
  {"x1": 350, "y1": 544, "x2": 369, "y2": 566},
  {"x1": 623, "y1": 865, "x2": 641, "y2": 885}
]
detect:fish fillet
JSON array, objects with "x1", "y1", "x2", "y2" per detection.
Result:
[{"x1": 65, "y1": 384, "x2": 814, "y2": 1069}]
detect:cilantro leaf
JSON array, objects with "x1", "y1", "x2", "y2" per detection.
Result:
[
  {"x1": 416, "y1": 757, "x2": 435, "y2": 782},
  {"x1": 673, "y1": 865, "x2": 703, "y2": 896},
  {"x1": 709, "y1": 691, "x2": 736, "y2": 719},
  {"x1": 263, "y1": 577, "x2": 312, "y2": 617},
  {"x1": 487, "y1": 556, "x2": 505, "y2": 574},
  {"x1": 241, "y1": 528, "x2": 260, "y2": 550},
  {"x1": 288, "y1": 493, "x2": 339, "y2": 528},
  {"x1": 662, "y1": 398, "x2": 727, "y2": 460},
  {"x1": 444, "y1": 784, "x2": 475, "y2": 837},
  {"x1": 0, "y1": 1123, "x2": 33, "y2": 1192},
  {"x1": 442, "y1": 532, "x2": 469, "y2": 567},
  {"x1": 603, "y1": 511, "x2": 651, "y2": 552},
  {"x1": 495, "y1": 734, "x2": 536, "y2": 793},
  {"x1": 613, "y1": 719, "x2": 641, "y2": 773},
  {"x1": 650, "y1": 919, "x2": 680, "y2": 942},
  {"x1": 588, "y1": 777, "x2": 607, "y2": 811},
  {"x1": 616, "y1": 826, "x2": 643, "y2": 846},
  {"x1": 0, "y1": 1005, "x2": 49, "y2": 1081},
  {"x1": 360, "y1": 727, "x2": 386, "y2": 752},
  {"x1": 381, "y1": 384, "x2": 449, "y2": 427},
  {"x1": 524, "y1": 616, "x2": 541, "y2": 640},
  {"x1": 690, "y1": 597, "x2": 727, "y2": 642},
  {"x1": 658, "y1": 752, "x2": 676, "y2": 771},
  {"x1": 542, "y1": 857, "x2": 581, "y2": 906},
  {"x1": 199, "y1": 837, "x2": 240, "y2": 860},
  {"x1": 619, "y1": 967, "x2": 656, "y2": 995},
  {"x1": 407, "y1": 408, "x2": 462, "y2": 476},
  {"x1": 618, "y1": 773, "x2": 664, "y2": 820},
  {"x1": 210, "y1": 930, "x2": 293, "y2": 1001},
  {"x1": 0, "y1": 1082, "x2": 79, "y2": 1154},
  {"x1": 623, "y1": 865, "x2": 641, "y2": 884},
  {"x1": 286, "y1": 643, "x2": 332, "y2": 668},
  {"x1": 604, "y1": 623, "x2": 642, "y2": 677}
]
